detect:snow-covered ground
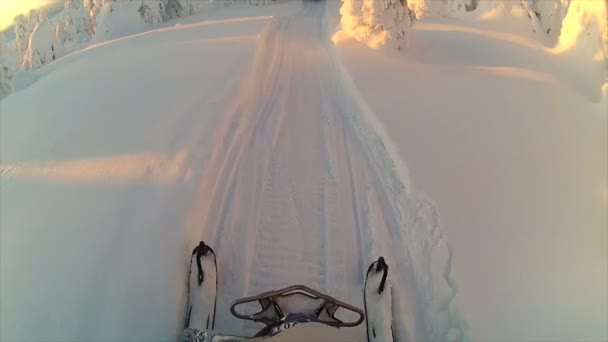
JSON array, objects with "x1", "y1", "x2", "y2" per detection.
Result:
[
  {"x1": 1, "y1": 0, "x2": 606, "y2": 341},
  {"x1": 2, "y1": 1, "x2": 461, "y2": 341},
  {"x1": 329, "y1": 2, "x2": 608, "y2": 341},
  {"x1": 1, "y1": 3, "x2": 302, "y2": 341}
]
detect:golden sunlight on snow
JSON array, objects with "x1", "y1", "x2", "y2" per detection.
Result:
[
  {"x1": 552, "y1": 0, "x2": 608, "y2": 56},
  {"x1": 416, "y1": 22, "x2": 541, "y2": 50},
  {"x1": 478, "y1": 2, "x2": 527, "y2": 21},
  {"x1": 331, "y1": 30, "x2": 351, "y2": 45},
  {"x1": 0, "y1": 0, "x2": 60, "y2": 30},
  {"x1": 474, "y1": 66, "x2": 561, "y2": 87},
  {"x1": 0, "y1": 151, "x2": 192, "y2": 184}
]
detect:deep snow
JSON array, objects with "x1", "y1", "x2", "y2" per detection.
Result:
[
  {"x1": 330, "y1": 2, "x2": 608, "y2": 341},
  {"x1": 1, "y1": 3, "x2": 300, "y2": 341},
  {"x1": 2, "y1": 1, "x2": 462, "y2": 341},
  {"x1": 1, "y1": 0, "x2": 606, "y2": 342}
]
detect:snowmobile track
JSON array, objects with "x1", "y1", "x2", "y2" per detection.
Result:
[{"x1": 185, "y1": 1, "x2": 462, "y2": 340}]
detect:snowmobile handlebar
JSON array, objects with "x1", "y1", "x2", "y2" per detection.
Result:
[{"x1": 230, "y1": 285, "x2": 364, "y2": 328}]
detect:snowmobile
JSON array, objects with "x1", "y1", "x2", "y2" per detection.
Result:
[{"x1": 184, "y1": 241, "x2": 392, "y2": 342}]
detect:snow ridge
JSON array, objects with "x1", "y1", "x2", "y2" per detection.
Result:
[{"x1": 327, "y1": 30, "x2": 467, "y2": 341}]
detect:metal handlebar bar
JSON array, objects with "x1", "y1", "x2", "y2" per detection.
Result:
[{"x1": 229, "y1": 284, "x2": 364, "y2": 328}]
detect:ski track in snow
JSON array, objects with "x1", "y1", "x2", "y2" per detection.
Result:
[{"x1": 183, "y1": 1, "x2": 463, "y2": 340}]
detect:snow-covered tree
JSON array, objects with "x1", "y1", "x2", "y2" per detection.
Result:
[
  {"x1": 13, "y1": 9, "x2": 50, "y2": 67},
  {"x1": 83, "y1": 0, "x2": 113, "y2": 33},
  {"x1": 60, "y1": 12, "x2": 93, "y2": 47},
  {"x1": 13, "y1": 14, "x2": 29, "y2": 58},
  {"x1": 340, "y1": 0, "x2": 414, "y2": 50},
  {"x1": 557, "y1": 0, "x2": 607, "y2": 60},
  {"x1": 13, "y1": 14, "x2": 34, "y2": 65},
  {"x1": 0, "y1": 32, "x2": 6, "y2": 55},
  {"x1": 63, "y1": 0, "x2": 95, "y2": 41},
  {"x1": 0, "y1": 33, "x2": 13, "y2": 99},
  {"x1": 64, "y1": 0, "x2": 80, "y2": 9},
  {"x1": 138, "y1": 0, "x2": 167, "y2": 24},
  {"x1": 177, "y1": 0, "x2": 194, "y2": 17},
  {"x1": 447, "y1": 0, "x2": 477, "y2": 12},
  {"x1": 521, "y1": 0, "x2": 569, "y2": 37},
  {"x1": 165, "y1": 0, "x2": 185, "y2": 19},
  {"x1": 0, "y1": 64, "x2": 12, "y2": 99},
  {"x1": 136, "y1": 0, "x2": 195, "y2": 24},
  {"x1": 23, "y1": 18, "x2": 60, "y2": 69},
  {"x1": 407, "y1": 0, "x2": 447, "y2": 19}
]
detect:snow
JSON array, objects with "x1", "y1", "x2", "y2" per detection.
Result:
[
  {"x1": 364, "y1": 260, "x2": 394, "y2": 342},
  {"x1": 187, "y1": 243, "x2": 217, "y2": 331},
  {"x1": 1, "y1": 0, "x2": 606, "y2": 341},
  {"x1": 338, "y1": 0, "x2": 413, "y2": 49},
  {"x1": 554, "y1": 0, "x2": 608, "y2": 61},
  {"x1": 331, "y1": 4, "x2": 608, "y2": 341},
  {"x1": 178, "y1": 3, "x2": 462, "y2": 339},
  {"x1": 1, "y1": 3, "x2": 299, "y2": 341},
  {"x1": 0, "y1": 32, "x2": 12, "y2": 97}
]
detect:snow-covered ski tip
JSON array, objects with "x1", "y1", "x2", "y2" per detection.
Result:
[
  {"x1": 364, "y1": 257, "x2": 393, "y2": 342},
  {"x1": 183, "y1": 242, "x2": 395, "y2": 342},
  {"x1": 185, "y1": 241, "x2": 218, "y2": 333}
]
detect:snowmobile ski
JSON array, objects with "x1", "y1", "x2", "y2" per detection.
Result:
[
  {"x1": 185, "y1": 241, "x2": 218, "y2": 333},
  {"x1": 182, "y1": 240, "x2": 369, "y2": 342},
  {"x1": 364, "y1": 256, "x2": 394, "y2": 342}
]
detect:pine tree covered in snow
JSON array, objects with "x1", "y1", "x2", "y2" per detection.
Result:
[
  {"x1": 138, "y1": 0, "x2": 167, "y2": 24},
  {"x1": 557, "y1": 0, "x2": 608, "y2": 60},
  {"x1": 0, "y1": 33, "x2": 13, "y2": 99},
  {"x1": 249, "y1": 0, "x2": 268, "y2": 5},
  {"x1": 173, "y1": 0, "x2": 192, "y2": 17},
  {"x1": 340, "y1": 0, "x2": 414, "y2": 50},
  {"x1": 137, "y1": 0, "x2": 196, "y2": 24},
  {"x1": 13, "y1": 10, "x2": 47, "y2": 66},
  {"x1": 63, "y1": 0, "x2": 95, "y2": 43},
  {"x1": 521, "y1": 0, "x2": 569, "y2": 36},
  {"x1": 23, "y1": 18, "x2": 59, "y2": 69},
  {"x1": 447, "y1": 0, "x2": 477, "y2": 12},
  {"x1": 0, "y1": 64, "x2": 12, "y2": 99},
  {"x1": 407, "y1": 0, "x2": 446, "y2": 19}
]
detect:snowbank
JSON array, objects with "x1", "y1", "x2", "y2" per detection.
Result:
[
  {"x1": 391, "y1": 0, "x2": 608, "y2": 96},
  {"x1": 333, "y1": 11, "x2": 607, "y2": 342},
  {"x1": 338, "y1": 0, "x2": 414, "y2": 50},
  {"x1": 397, "y1": 0, "x2": 608, "y2": 63},
  {"x1": 0, "y1": 3, "x2": 296, "y2": 338}
]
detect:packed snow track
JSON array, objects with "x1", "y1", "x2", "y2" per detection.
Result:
[{"x1": 184, "y1": 1, "x2": 462, "y2": 340}]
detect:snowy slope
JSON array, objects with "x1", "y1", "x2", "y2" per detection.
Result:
[
  {"x1": 0, "y1": 3, "x2": 300, "y2": 341},
  {"x1": 2, "y1": 1, "x2": 463, "y2": 341},
  {"x1": 2, "y1": 0, "x2": 605, "y2": 341},
  {"x1": 331, "y1": 3, "x2": 608, "y2": 341}
]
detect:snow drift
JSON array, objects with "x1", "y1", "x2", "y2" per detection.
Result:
[{"x1": 330, "y1": 0, "x2": 607, "y2": 338}]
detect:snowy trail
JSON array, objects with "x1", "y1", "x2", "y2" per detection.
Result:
[
  {"x1": 1, "y1": 2, "x2": 461, "y2": 341},
  {"x1": 184, "y1": 1, "x2": 459, "y2": 339}
]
